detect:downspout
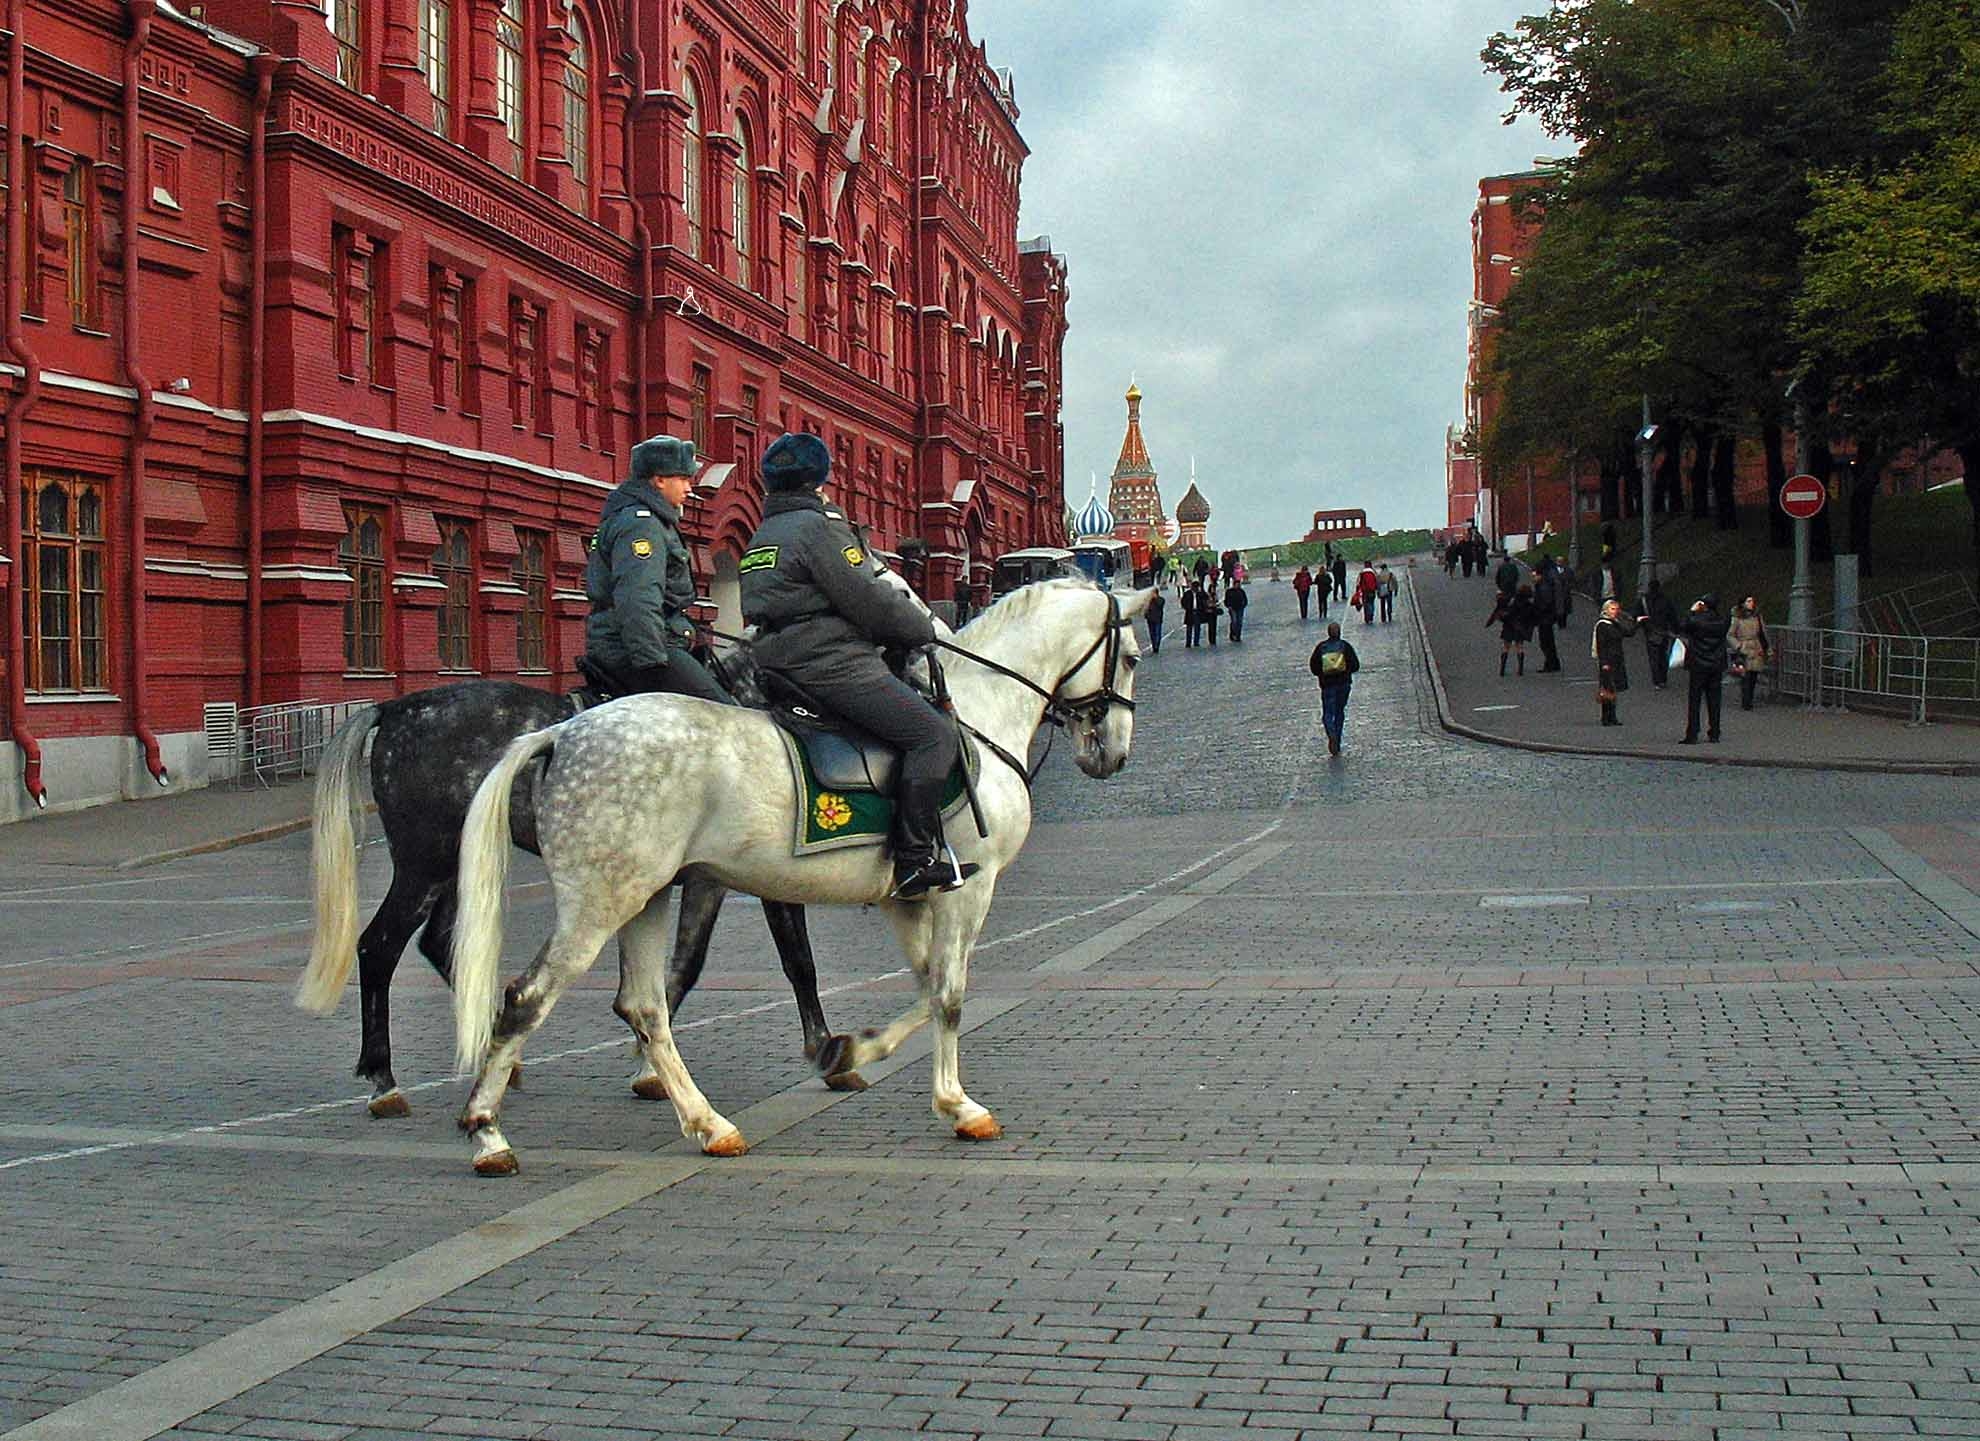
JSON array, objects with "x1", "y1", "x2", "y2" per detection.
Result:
[
  {"x1": 3, "y1": 0, "x2": 45, "y2": 805},
  {"x1": 624, "y1": 5, "x2": 654, "y2": 440},
  {"x1": 121, "y1": 0, "x2": 166, "y2": 784},
  {"x1": 246, "y1": 53, "x2": 275, "y2": 708},
  {"x1": 910, "y1": 7, "x2": 931, "y2": 589}
]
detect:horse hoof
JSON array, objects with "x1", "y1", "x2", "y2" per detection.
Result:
[
  {"x1": 824, "y1": 1070, "x2": 869, "y2": 1092},
  {"x1": 473, "y1": 1149, "x2": 519, "y2": 1177},
  {"x1": 631, "y1": 1076, "x2": 669, "y2": 1101},
  {"x1": 955, "y1": 1113, "x2": 1003, "y2": 1142},
  {"x1": 367, "y1": 1090, "x2": 411, "y2": 1119},
  {"x1": 508, "y1": 1064, "x2": 524, "y2": 1090},
  {"x1": 814, "y1": 1034, "x2": 853, "y2": 1079},
  {"x1": 703, "y1": 1129, "x2": 749, "y2": 1158}
]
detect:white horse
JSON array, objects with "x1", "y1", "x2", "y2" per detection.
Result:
[{"x1": 449, "y1": 578, "x2": 1153, "y2": 1174}]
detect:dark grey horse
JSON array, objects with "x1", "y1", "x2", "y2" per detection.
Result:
[{"x1": 298, "y1": 679, "x2": 862, "y2": 1115}]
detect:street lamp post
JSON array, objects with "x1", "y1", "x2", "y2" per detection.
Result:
[
  {"x1": 1787, "y1": 387, "x2": 1816, "y2": 627},
  {"x1": 1636, "y1": 395, "x2": 1659, "y2": 596}
]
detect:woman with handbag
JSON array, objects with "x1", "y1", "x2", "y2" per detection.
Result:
[
  {"x1": 1592, "y1": 599, "x2": 1637, "y2": 725},
  {"x1": 1729, "y1": 596, "x2": 1769, "y2": 710}
]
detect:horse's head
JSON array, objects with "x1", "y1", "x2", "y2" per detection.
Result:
[{"x1": 1054, "y1": 585, "x2": 1153, "y2": 778}]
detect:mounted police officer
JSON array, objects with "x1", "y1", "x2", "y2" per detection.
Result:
[
  {"x1": 740, "y1": 433, "x2": 978, "y2": 900},
  {"x1": 581, "y1": 434, "x2": 733, "y2": 706}
]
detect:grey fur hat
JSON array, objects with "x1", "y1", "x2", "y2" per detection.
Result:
[
  {"x1": 761, "y1": 432, "x2": 832, "y2": 492},
  {"x1": 630, "y1": 434, "x2": 698, "y2": 481}
]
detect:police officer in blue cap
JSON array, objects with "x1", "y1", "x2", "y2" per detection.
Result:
[
  {"x1": 581, "y1": 434, "x2": 733, "y2": 705},
  {"x1": 740, "y1": 433, "x2": 977, "y2": 899}
]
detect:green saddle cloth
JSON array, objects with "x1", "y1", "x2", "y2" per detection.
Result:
[{"x1": 775, "y1": 729, "x2": 976, "y2": 856}]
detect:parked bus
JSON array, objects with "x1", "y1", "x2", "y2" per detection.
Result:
[{"x1": 990, "y1": 546, "x2": 1078, "y2": 597}]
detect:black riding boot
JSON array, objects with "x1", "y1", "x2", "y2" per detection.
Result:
[{"x1": 890, "y1": 776, "x2": 978, "y2": 900}]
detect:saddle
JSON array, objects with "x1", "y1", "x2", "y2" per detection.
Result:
[{"x1": 758, "y1": 670, "x2": 908, "y2": 793}]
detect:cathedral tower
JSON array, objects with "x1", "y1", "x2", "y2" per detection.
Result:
[{"x1": 1106, "y1": 382, "x2": 1165, "y2": 542}]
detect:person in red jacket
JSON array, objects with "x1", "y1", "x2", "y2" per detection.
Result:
[{"x1": 1352, "y1": 564, "x2": 1379, "y2": 624}]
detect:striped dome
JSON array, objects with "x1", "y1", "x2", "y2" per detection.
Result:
[{"x1": 1073, "y1": 487, "x2": 1116, "y2": 540}]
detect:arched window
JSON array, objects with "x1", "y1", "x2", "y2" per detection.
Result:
[
  {"x1": 732, "y1": 116, "x2": 753, "y2": 287},
  {"x1": 562, "y1": 9, "x2": 592, "y2": 207},
  {"x1": 682, "y1": 71, "x2": 705, "y2": 260},
  {"x1": 495, "y1": 0, "x2": 527, "y2": 178},
  {"x1": 329, "y1": 0, "x2": 364, "y2": 90},
  {"x1": 419, "y1": 0, "x2": 453, "y2": 136}
]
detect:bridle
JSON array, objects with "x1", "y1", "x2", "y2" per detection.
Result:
[{"x1": 931, "y1": 589, "x2": 1137, "y2": 786}]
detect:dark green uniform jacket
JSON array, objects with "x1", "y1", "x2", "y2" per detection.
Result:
[
  {"x1": 739, "y1": 492, "x2": 934, "y2": 680},
  {"x1": 583, "y1": 479, "x2": 698, "y2": 673}
]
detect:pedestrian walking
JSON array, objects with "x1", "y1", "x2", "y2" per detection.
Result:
[
  {"x1": 1182, "y1": 580, "x2": 1203, "y2": 648},
  {"x1": 1203, "y1": 580, "x2": 1222, "y2": 646},
  {"x1": 1316, "y1": 565, "x2": 1332, "y2": 617},
  {"x1": 1531, "y1": 557, "x2": 1561, "y2": 671},
  {"x1": 1353, "y1": 563, "x2": 1378, "y2": 624},
  {"x1": 1486, "y1": 583, "x2": 1538, "y2": 675},
  {"x1": 1376, "y1": 564, "x2": 1397, "y2": 623},
  {"x1": 1308, "y1": 621, "x2": 1361, "y2": 756},
  {"x1": 1493, "y1": 552, "x2": 1521, "y2": 599},
  {"x1": 1729, "y1": 596, "x2": 1769, "y2": 710},
  {"x1": 1144, "y1": 587, "x2": 1166, "y2": 654},
  {"x1": 1635, "y1": 577, "x2": 1679, "y2": 689},
  {"x1": 1678, "y1": 593, "x2": 1731, "y2": 743},
  {"x1": 1593, "y1": 599, "x2": 1637, "y2": 726},
  {"x1": 1293, "y1": 564, "x2": 1313, "y2": 619},
  {"x1": 1332, "y1": 554, "x2": 1348, "y2": 602},
  {"x1": 1225, "y1": 579, "x2": 1249, "y2": 643}
]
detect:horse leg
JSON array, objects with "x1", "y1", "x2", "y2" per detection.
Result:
[
  {"x1": 614, "y1": 889, "x2": 746, "y2": 1155},
  {"x1": 421, "y1": 884, "x2": 526, "y2": 1092},
  {"x1": 896, "y1": 889, "x2": 1001, "y2": 1141},
  {"x1": 355, "y1": 871, "x2": 437, "y2": 1118},
  {"x1": 458, "y1": 921, "x2": 610, "y2": 1176},
  {"x1": 763, "y1": 899, "x2": 867, "y2": 1091}
]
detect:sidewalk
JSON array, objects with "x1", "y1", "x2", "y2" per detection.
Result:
[
  {"x1": 1409, "y1": 565, "x2": 1980, "y2": 774},
  {"x1": 0, "y1": 775, "x2": 319, "y2": 869}
]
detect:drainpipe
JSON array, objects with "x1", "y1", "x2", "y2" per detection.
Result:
[
  {"x1": 4, "y1": 0, "x2": 44, "y2": 805},
  {"x1": 624, "y1": 0, "x2": 653, "y2": 440},
  {"x1": 121, "y1": 0, "x2": 166, "y2": 785},
  {"x1": 246, "y1": 52, "x2": 275, "y2": 708},
  {"x1": 910, "y1": 10, "x2": 932, "y2": 591}
]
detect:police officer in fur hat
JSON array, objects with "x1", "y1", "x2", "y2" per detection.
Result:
[
  {"x1": 581, "y1": 434, "x2": 733, "y2": 705},
  {"x1": 740, "y1": 432, "x2": 978, "y2": 900}
]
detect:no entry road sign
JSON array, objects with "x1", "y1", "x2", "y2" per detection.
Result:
[{"x1": 1781, "y1": 473, "x2": 1826, "y2": 520}]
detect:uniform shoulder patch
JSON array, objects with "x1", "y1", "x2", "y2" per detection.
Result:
[
  {"x1": 843, "y1": 546, "x2": 865, "y2": 567},
  {"x1": 631, "y1": 538, "x2": 654, "y2": 558},
  {"x1": 738, "y1": 545, "x2": 779, "y2": 574}
]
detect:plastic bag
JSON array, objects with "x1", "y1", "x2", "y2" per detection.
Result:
[{"x1": 1667, "y1": 637, "x2": 1688, "y2": 670}]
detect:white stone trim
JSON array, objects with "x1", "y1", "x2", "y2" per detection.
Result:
[
  {"x1": 478, "y1": 582, "x2": 528, "y2": 596},
  {"x1": 261, "y1": 410, "x2": 615, "y2": 493},
  {"x1": 264, "y1": 565, "x2": 353, "y2": 583},
  {"x1": 392, "y1": 574, "x2": 449, "y2": 592},
  {"x1": 145, "y1": 560, "x2": 250, "y2": 580}
]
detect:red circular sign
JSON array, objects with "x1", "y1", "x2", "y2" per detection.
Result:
[{"x1": 1781, "y1": 474, "x2": 1827, "y2": 520}]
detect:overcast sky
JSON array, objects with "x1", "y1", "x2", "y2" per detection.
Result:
[{"x1": 967, "y1": 0, "x2": 1553, "y2": 549}]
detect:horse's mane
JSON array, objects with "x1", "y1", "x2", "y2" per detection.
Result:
[{"x1": 956, "y1": 575, "x2": 1102, "y2": 639}]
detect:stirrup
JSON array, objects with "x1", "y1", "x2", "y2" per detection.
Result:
[{"x1": 890, "y1": 846, "x2": 980, "y2": 901}]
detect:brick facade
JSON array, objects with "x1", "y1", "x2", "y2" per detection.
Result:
[{"x1": 0, "y1": 0, "x2": 1068, "y2": 818}]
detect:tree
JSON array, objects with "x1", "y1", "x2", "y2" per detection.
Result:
[{"x1": 1796, "y1": 0, "x2": 1980, "y2": 588}]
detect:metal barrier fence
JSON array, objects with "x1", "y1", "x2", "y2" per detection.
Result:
[
  {"x1": 1770, "y1": 625, "x2": 1980, "y2": 724},
  {"x1": 233, "y1": 699, "x2": 373, "y2": 788}
]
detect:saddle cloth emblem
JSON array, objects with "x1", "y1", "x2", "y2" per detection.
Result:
[{"x1": 775, "y1": 730, "x2": 974, "y2": 856}]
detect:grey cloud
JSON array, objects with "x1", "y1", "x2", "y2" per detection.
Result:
[{"x1": 971, "y1": 0, "x2": 1548, "y2": 545}]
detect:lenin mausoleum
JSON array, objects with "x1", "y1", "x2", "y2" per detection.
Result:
[{"x1": 0, "y1": 0, "x2": 1069, "y2": 819}]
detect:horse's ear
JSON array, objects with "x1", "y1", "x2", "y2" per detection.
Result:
[{"x1": 1119, "y1": 586, "x2": 1157, "y2": 620}]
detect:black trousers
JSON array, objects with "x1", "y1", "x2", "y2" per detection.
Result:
[
  {"x1": 1685, "y1": 669, "x2": 1724, "y2": 739},
  {"x1": 1229, "y1": 608, "x2": 1245, "y2": 641},
  {"x1": 1535, "y1": 623, "x2": 1559, "y2": 670},
  {"x1": 1645, "y1": 631, "x2": 1671, "y2": 687},
  {"x1": 607, "y1": 649, "x2": 736, "y2": 706},
  {"x1": 777, "y1": 657, "x2": 957, "y2": 866},
  {"x1": 1297, "y1": 591, "x2": 1310, "y2": 619}
]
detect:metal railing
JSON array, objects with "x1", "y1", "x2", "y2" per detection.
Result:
[
  {"x1": 1770, "y1": 625, "x2": 1980, "y2": 725},
  {"x1": 1854, "y1": 572, "x2": 1980, "y2": 639},
  {"x1": 233, "y1": 699, "x2": 373, "y2": 788}
]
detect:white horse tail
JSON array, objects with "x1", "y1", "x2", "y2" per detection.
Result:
[
  {"x1": 296, "y1": 703, "x2": 380, "y2": 1014},
  {"x1": 452, "y1": 724, "x2": 559, "y2": 1073}
]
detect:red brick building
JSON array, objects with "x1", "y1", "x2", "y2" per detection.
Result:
[
  {"x1": 0, "y1": 0, "x2": 1068, "y2": 820},
  {"x1": 1451, "y1": 167, "x2": 1574, "y2": 546}
]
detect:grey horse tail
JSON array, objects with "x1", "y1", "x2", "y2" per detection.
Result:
[
  {"x1": 452, "y1": 724, "x2": 560, "y2": 1073},
  {"x1": 297, "y1": 703, "x2": 381, "y2": 1014}
]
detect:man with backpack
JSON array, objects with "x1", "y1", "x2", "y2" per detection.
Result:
[{"x1": 1308, "y1": 621, "x2": 1362, "y2": 756}]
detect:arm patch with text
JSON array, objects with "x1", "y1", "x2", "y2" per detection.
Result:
[{"x1": 738, "y1": 545, "x2": 779, "y2": 574}]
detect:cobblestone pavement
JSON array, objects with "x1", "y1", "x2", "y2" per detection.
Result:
[{"x1": 4, "y1": 579, "x2": 1980, "y2": 1440}]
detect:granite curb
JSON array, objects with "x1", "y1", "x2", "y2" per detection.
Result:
[{"x1": 1406, "y1": 569, "x2": 1980, "y2": 777}]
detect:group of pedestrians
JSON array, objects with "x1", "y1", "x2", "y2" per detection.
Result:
[
  {"x1": 1442, "y1": 528, "x2": 1491, "y2": 577},
  {"x1": 1291, "y1": 552, "x2": 1352, "y2": 621},
  {"x1": 1142, "y1": 559, "x2": 1249, "y2": 653},
  {"x1": 1480, "y1": 551, "x2": 1572, "y2": 675},
  {"x1": 1293, "y1": 559, "x2": 1397, "y2": 627}
]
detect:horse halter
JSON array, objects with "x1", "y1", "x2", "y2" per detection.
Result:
[{"x1": 931, "y1": 590, "x2": 1138, "y2": 787}]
